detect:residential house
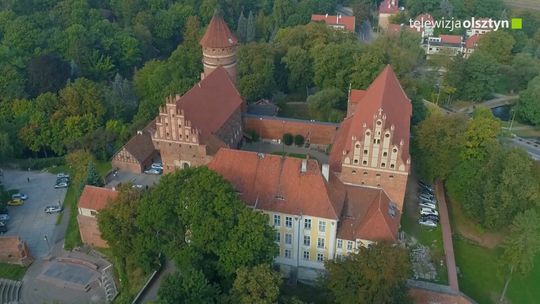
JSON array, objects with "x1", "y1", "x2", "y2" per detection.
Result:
[
  {"x1": 77, "y1": 185, "x2": 119, "y2": 248},
  {"x1": 311, "y1": 14, "x2": 356, "y2": 32},
  {"x1": 378, "y1": 0, "x2": 399, "y2": 31}
]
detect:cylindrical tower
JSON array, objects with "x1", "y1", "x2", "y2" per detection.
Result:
[{"x1": 199, "y1": 12, "x2": 238, "y2": 83}]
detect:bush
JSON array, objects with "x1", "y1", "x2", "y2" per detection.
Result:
[
  {"x1": 294, "y1": 134, "x2": 305, "y2": 146},
  {"x1": 282, "y1": 133, "x2": 293, "y2": 145},
  {"x1": 7, "y1": 157, "x2": 65, "y2": 170}
]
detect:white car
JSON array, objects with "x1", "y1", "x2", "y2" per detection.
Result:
[
  {"x1": 54, "y1": 182, "x2": 68, "y2": 189},
  {"x1": 419, "y1": 196, "x2": 437, "y2": 204},
  {"x1": 418, "y1": 219, "x2": 437, "y2": 227},
  {"x1": 12, "y1": 193, "x2": 28, "y2": 200},
  {"x1": 0, "y1": 214, "x2": 9, "y2": 221},
  {"x1": 144, "y1": 168, "x2": 162, "y2": 175},
  {"x1": 44, "y1": 206, "x2": 62, "y2": 214},
  {"x1": 419, "y1": 202, "x2": 437, "y2": 209},
  {"x1": 151, "y1": 163, "x2": 163, "y2": 170},
  {"x1": 57, "y1": 173, "x2": 70, "y2": 179},
  {"x1": 420, "y1": 207, "x2": 439, "y2": 217}
]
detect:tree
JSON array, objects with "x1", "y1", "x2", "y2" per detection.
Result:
[
  {"x1": 104, "y1": 74, "x2": 138, "y2": 122},
  {"x1": 26, "y1": 55, "x2": 71, "y2": 97},
  {"x1": 85, "y1": 160, "x2": 103, "y2": 186},
  {"x1": 281, "y1": 46, "x2": 312, "y2": 92},
  {"x1": 307, "y1": 88, "x2": 346, "y2": 123},
  {"x1": 462, "y1": 107, "x2": 501, "y2": 160},
  {"x1": 65, "y1": 150, "x2": 95, "y2": 190},
  {"x1": 282, "y1": 133, "x2": 293, "y2": 145},
  {"x1": 230, "y1": 264, "x2": 281, "y2": 304},
  {"x1": 294, "y1": 134, "x2": 304, "y2": 147},
  {"x1": 515, "y1": 75, "x2": 540, "y2": 126},
  {"x1": 312, "y1": 41, "x2": 360, "y2": 92},
  {"x1": 325, "y1": 243, "x2": 411, "y2": 304},
  {"x1": 504, "y1": 53, "x2": 540, "y2": 93},
  {"x1": 237, "y1": 43, "x2": 276, "y2": 102},
  {"x1": 236, "y1": 11, "x2": 247, "y2": 42},
  {"x1": 157, "y1": 269, "x2": 221, "y2": 304},
  {"x1": 0, "y1": 132, "x2": 13, "y2": 160},
  {"x1": 500, "y1": 210, "x2": 540, "y2": 301},
  {"x1": 476, "y1": 31, "x2": 516, "y2": 64},
  {"x1": 447, "y1": 52, "x2": 500, "y2": 101},
  {"x1": 246, "y1": 11, "x2": 256, "y2": 42}
]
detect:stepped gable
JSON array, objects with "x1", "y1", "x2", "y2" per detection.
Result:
[
  {"x1": 174, "y1": 66, "x2": 243, "y2": 143},
  {"x1": 200, "y1": 12, "x2": 238, "y2": 48},
  {"x1": 330, "y1": 65, "x2": 412, "y2": 171}
]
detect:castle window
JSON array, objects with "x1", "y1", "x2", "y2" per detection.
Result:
[
  {"x1": 393, "y1": 148, "x2": 398, "y2": 153},
  {"x1": 355, "y1": 144, "x2": 360, "y2": 148},
  {"x1": 390, "y1": 164, "x2": 395, "y2": 169},
  {"x1": 385, "y1": 133, "x2": 390, "y2": 138},
  {"x1": 383, "y1": 152, "x2": 387, "y2": 157},
  {"x1": 364, "y1": 150, "x2": 368, "y2": 155},
  {"x1": 366, "y1": 131, "x2": 371, "y2": 136},
  {"x1": 352, "y1": 170, "x2": 357, "y2": 175},
  {"x1": 376, "y1": 173, "x2": 381, "y2": 177},
  {"x1": 363, "y1": 171, "x2": 368, "y2": 176},
  {"x1": 389, "y1": 175, "x2": 394, "y2": 179},
  {"x1": 363, "y1": 160, "x2": 367, "y2": 165},
  {"x1": 381, "y1": 163, "x2": 386, "y2": 168},
  {"x1": 354, "y1": 159, "x2": 359, "y2": 164},
  {"x1": 376, "y1": 120, "x2": 382, "y2": 126}
]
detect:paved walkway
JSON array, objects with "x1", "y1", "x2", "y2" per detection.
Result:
[{"x1": 435, "y1": 181, "x2": 459, "y2": 293}]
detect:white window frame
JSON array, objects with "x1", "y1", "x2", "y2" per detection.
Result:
[
  {"x1": 347, "y1": 241, "x2": 353, "y2": 250},
  {"x1": 317, "y1": 237, "x2": 325, "y2": 249},
  {"x1": 318, "y1": 221, "x2": 326, "y2": 233},
  {"x1": 285, "y1": 249, "x2": 291, "y2": 258},
  {"x1": 317, "y1": 253, "x2": 324, "y2": 262},
  {"x1": 275, "y1": 232, "x2": 280, "y2": 243},
  {"x1": 304, "y1": 218, "x2": 311, "y2": 230},
  {"x1": 304, "y1": 235, "x2": 310, "y2": 246},
  {"x1": 285, "y1": 216, "x2": 293, "y2": 228},
  {"x1": 337, "y1": 239, "x2": 343, "y2": 249},
  {"x1": 285, "y1": 233, "x2": 292, "y2": 245},
  {"x1": 303, "y1": 251, "x2": 310, "y2": 260},
  {"x1": 274, "y1": 214, "x2": 281, "y2": 226}
]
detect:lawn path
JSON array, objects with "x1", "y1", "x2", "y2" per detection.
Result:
[{"x1": 435, "y1": 180, "x2": 459, "y2": 292}]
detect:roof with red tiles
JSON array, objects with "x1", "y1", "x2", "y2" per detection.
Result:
[
  {"x1": 174, "y1": 66, "x2": 243, "y2": 143},
  {"x1": 208, "y1": 149, "x2": 343, "y2": 220},
  {"x1": 465, "y1": 34, "x2": 480, "y2": 49},
  {"x1": 200, "y1": 12, "x2": 238, "y2": 48},
  {"x1": 208, "y1": 149, "x2": 400, "y2": 242},
  {"x1": 78, "y1": 185, "x2": 118, "y2": 211},
  {"x1": 415, "y1": 13, "x2": 434, "y2": 23},
  {"x1": 379, "y1": 0, "x2": 399, "y2": 14},
  {"x1": 311, "y1": 14, "x2": 356, "y2": 32},
  {"x1": 330, "y1": 65, "x2": 412, "y2": 171},
  {"x1": 337, "y1": 186, "x2": 400, "y2": 241},
  {"x1": 440, "y1": 34, "x2": 463, "y2": 45}
]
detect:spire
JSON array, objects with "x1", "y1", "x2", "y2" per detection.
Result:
[{"x1": 200, "y1": 11, "x2": 238, "y2": 48}]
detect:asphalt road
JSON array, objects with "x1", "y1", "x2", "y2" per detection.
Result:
[
  {"x1": 506, "y1": 137, "x2": 540, "y2": 161},
  {"x1": 1, "y1": 169, "x2": 67, "y2": 258}
]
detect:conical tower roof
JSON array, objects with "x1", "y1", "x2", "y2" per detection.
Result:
[{"x1": 200, "y1": 12, "x2": 238, "y2": 48}]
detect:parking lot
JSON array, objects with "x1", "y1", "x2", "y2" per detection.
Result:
[
  {"x1": 1, "y1": 169, "x2": 67, "y2": 258},
  {"x1": 105, "y1": 170, "x2": 161, "y2": 190}
]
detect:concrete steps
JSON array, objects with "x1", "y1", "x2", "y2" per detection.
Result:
[{"x1": 0, "y1": 278, "x2": 22, "y2": 304}]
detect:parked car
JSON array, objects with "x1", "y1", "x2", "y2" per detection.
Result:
[
  {"x1": 419, "y1": 181, "x2": 434, "y2": 192},
  {"x1": 422, "y1": 214, "x2": 439, "y2": 223},
  {"x1": 151, "y1": 163, "x2": 163, "y2": 170},
  {"x1": 56, "y1": 177, "x2": 69, "y2": 183},
  {"x1": 11, "y1": 193, "x2": 28, "y2": 200},
  {"x1": 0, "y1": 214, "x2": 9, "y2": 221},
  {"x1": 419, "y1": 196, "x2": 437, "y2": 204},
  {"x1": 44, "y1": 206, "x2": 62, "y2": 214},
  {"x1": 420, "y1": 207, "x2": 439, "y2": 216},
  {"x1": 7, "y1": 199, "x2": 23, "y2": 206},
  {"x1": 57, "y1": 173, "x2": 70, "y2": 179},
  {"x1": 54, "y1": 182, "x2": 69, "y2": 189},
  {"x1": 419, "y1": 192, "x2": 435, "y2": 199},
  {"x1": 132, "y1": 184, "x2": 143, "y2": 189},
  {"x1": 144, "y1": 168, "x2": 162, "y2": 175},
  {"x1": 418, "y1": 218, "x2": 437, "y2": 227},
  {"x1": 0, "y1": 222, "x2": 7, "y2": 234},
  {"x1": 419, "y1": 202, "x2": 437, "y2": 209},
  {"x1": 420, "y1": 187, "x2": 434, "y2": 195}
]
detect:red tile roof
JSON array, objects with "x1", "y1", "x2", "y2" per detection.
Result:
[
  {"x1": 330, "y1": 65, "x2": 412, "y2": 171},
  {"x1": 200, "y1": 12, "x2": 238, "y2": 48},
  {"x1": 440, "y1": 34, "x2": 462, "y2": 44},
  {"x1": 208, "y1": 149, "x2": 343, "y2": 220},
  {"x1": 465, "y1": 34, "x2": 480, "y2": 49},
  {"x1": 415, "y1": 13, "x2": 434, "y2": 23},
  {"x1": 379, "y1": 0, "x2": 399, "y2": 14},
  {"x1": 349, "y1": 89, "x2": 366, "y2": 103},
  {"x1": 311, "y1": 14, "x2": 356, "y2": 32},
  {"x1": 118, "y1": 121, "x2": 156, "y2": 163},
  {"x1": 337, "y1": 186, "x2": 400, "y2": 241},
  {"x1": 78, "y1": 185, "x2": 118, "y2": 211},
  {"x1": 174, "y1": 66, "x2": 243, "y2": 143}
]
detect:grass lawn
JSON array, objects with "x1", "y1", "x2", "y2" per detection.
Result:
[
  {"x1": 0, "y1": 263, "x2": 28, "y2": 280},
  {"x1": 501, "y1": 120, "x2": 540, "y2": 138}
]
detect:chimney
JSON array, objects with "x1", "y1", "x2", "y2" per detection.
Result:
[
  {"x1": 301, "y1": 159, "x2": 307, "y2": 173},
  {"x1": 322, "y1": 164, "x2": 330, "y2": 182}
]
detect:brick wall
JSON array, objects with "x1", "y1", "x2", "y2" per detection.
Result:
[
  {"x1": 340, "y1": 167, "x2": 408, "y2": 210},
  {"x1": 0, "y1": 236, "x2": 32, "y2": 266},
  {"x1": 245, "y1": 116, "x2": 339, "y2": 145}
]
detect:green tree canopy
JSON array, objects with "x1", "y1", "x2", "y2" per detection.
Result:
[
  {"x1": 307, "y1": 88, "x2": 346, "y2": 122},
  {"x1": 515, "y1": 75, "x2": 540, "y2": 126},
  {"x1": 157, "y1": 268, "x2": 221, "y2": 304},
  {"x1": 325, "y1": 242, "x2": 411, "y2": 304},
  {"x1": 230, "y1": 264, "x2": 281, "y2": 304}
]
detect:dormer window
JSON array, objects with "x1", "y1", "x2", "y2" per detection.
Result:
[{"x1": 275, "y1": 195, "x2": 285, "y2": 200}]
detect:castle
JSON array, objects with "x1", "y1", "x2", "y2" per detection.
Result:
[{"x1": 111, "y1": 12, "x2": 411, "y2": 281}]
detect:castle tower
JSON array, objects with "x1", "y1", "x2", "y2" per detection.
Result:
[{"x1": 199, "y1": 12, "x2": 238, "y2": 82}]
